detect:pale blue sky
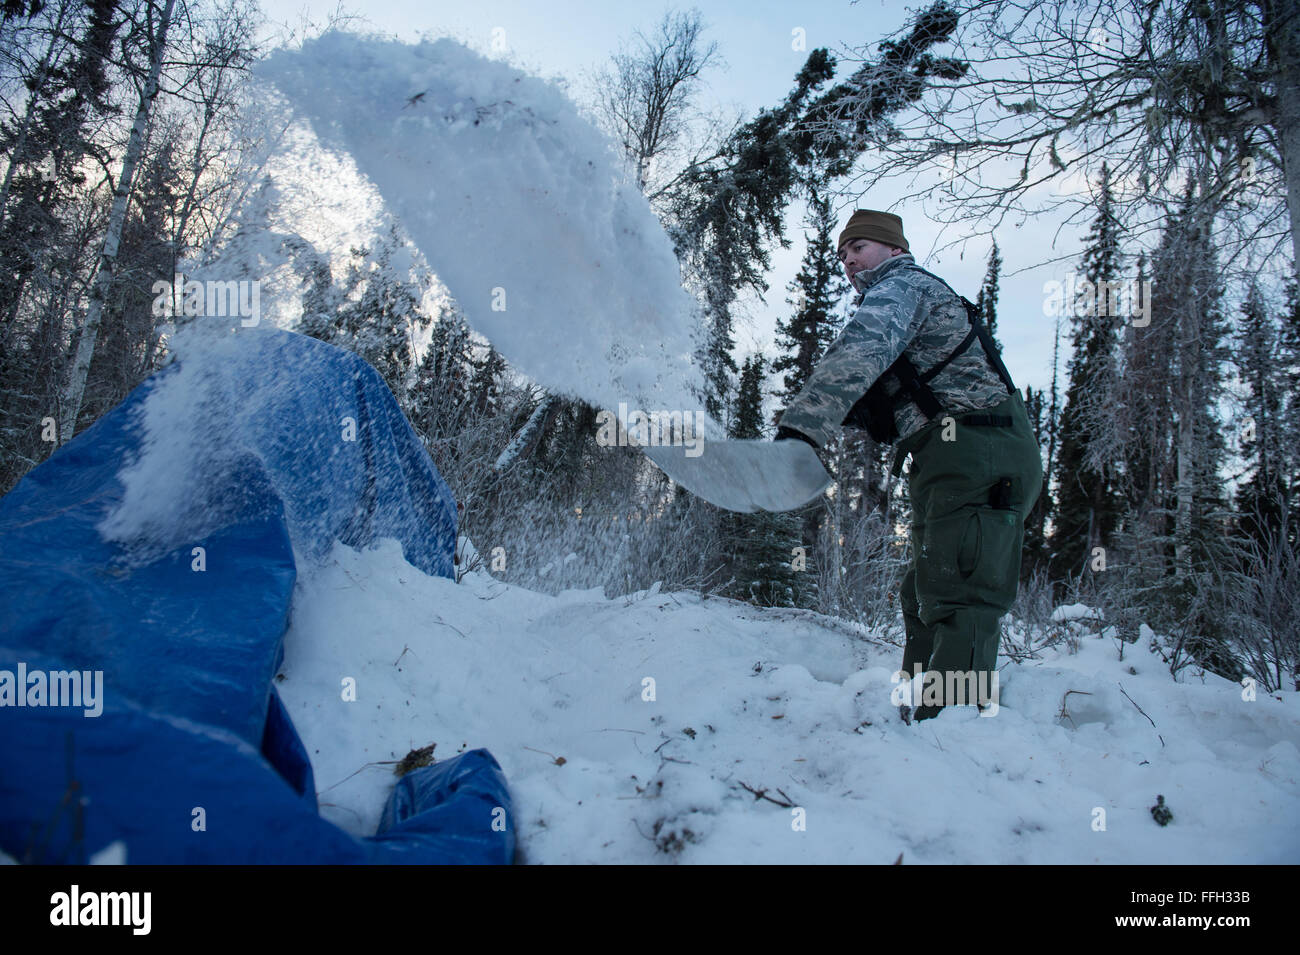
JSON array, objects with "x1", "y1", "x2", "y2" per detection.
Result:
[{"x1": 258, "y1": 0, "x2": 1091, "y2": 398}]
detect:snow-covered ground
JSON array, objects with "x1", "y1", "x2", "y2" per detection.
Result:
[{"x1": 278, "y1": 538, "x2": 1300, "y2": 864}]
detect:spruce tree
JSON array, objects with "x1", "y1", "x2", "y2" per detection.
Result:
[
  {"x1": 719, "y1": 354, "x2": 807, "y2": 607},
  {"x1": 975, "y1": 238, "x2": 1002, "y2": 349},
  {"x1": 1172, "y1": 201, "x2": 1234, "y2": 676},
  {"x1": 696, "y1": 305, "x2": 738, "y2": 426},
  {"x1": 1021, "y1": 383, "x2": 1050, "y2": 577},
  {"x1": 1115, "y1": 253, "x2": 1170, "y2": 518},
  {"x1": 771, "y1": 184, "x2": 865, "y2": 554},
  {"x1": 1157, "y1": 193, "x2": 1230, "y2": 583},
  {"x1": 0, "y1": 0, "x2": 123, "y2": 491},
  {"x1": 731, "y1": 355, "x2": 767, "y2": 438},
  {"x1": 1112, "y1": 191, "x2": 1237, "y2": 678},
  {"x1": 334, "y1": 225, "x2": 428, "y2": 402},
  {"x1": 771, "y1": 186, "x2": 848, "y2": 415},
  {"x1": 297, "y1": 255, "x2": 343, "y2": 344},
  {"x1": 408, "y1": 304, "x2": 473, "y2": 447},
  {"x1": 1049, "y1": 163, "x2": 1124, "y2": 584},
  {"x1": 0, "y1": 0, "x2": 120, "y2": 333},
  {"x1": 468, "y1": 344, "x2": 508, "y2": 417},
  {"x1": 1277, "y1": 277, "x2": 1300, "y2": 543},
  {"x1": 1235, "y1": 281, "x2": 1286, "y2": 548},
  {"x1": 1023, "y1": 313, "x2": 1061, "y2": 580}
]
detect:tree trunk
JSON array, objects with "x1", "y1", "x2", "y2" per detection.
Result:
[
  {"x1": 1173, "y1": 246, "x2": 1206, "y2": 577},
  {"x1": 1174, "y1": 369, "x2": 1194, "y2": 574},
  {"x1": 60, "y1": 0, "x2": 176, "y2": 444}
]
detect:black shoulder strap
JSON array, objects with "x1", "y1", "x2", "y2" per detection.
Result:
[
  {"x1": 886, "y1": 266, "x2": 1016, "y2": 407},
  {"x1": 970, "y1": 307, "x2": 1017, "y2": 396},
  {"x1": 888, "y1": 353, "x2": 945, "y2": 419}
]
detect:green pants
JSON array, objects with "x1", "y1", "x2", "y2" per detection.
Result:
[{"x1": 893, "y1": 391, "x2": 1042, "y2": 712}]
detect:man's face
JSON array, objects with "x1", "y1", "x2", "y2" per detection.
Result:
[{"x1": 838, "y1": 238, "x2": 903, "y2": 287}]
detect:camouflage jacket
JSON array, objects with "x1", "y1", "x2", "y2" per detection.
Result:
[{"x1": 777, "y1": 253, "x2": 1012, "y2": 447}]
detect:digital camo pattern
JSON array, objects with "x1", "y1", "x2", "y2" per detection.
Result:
[{"x1": 777, "y1": 253, "x2": 1012, "y2": 447}]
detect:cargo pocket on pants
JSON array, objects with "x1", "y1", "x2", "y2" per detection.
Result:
[
  {"x1": 963, "y1": 505, "x2": 1022, "y2": 611},
  {"x1": 915, "y1": 505, "x2": 1021, "y2": 620},
  {"x1": 914, "y1": 508, "x2": 978, "y2": 621}
]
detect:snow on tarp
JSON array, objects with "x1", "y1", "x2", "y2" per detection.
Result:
[
  {"x1": 0, "y1": 328, "x2": 513, "y2": 863},
  {"x1": 258, "y1": 32, "x2": 721, "y2": 438}
]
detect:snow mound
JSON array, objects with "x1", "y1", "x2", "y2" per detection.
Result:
[{"x1": 1051, "y1": 603, "x2": 1104, "y2": 622}]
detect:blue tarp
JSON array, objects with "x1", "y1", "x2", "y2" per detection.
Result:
[{"x1": 0, "y1": 329, "x2": 514, "y2": 863}]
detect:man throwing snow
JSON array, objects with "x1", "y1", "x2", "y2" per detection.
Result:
[{"x1": 775, "y1": 210, "x2": 1042, "y2": 722}]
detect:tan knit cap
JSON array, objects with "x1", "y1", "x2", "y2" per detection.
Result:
[{"x1": 837, "y1": 209, "x2": 908, "y2": 253}]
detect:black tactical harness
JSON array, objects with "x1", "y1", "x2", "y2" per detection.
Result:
[{"x1": 842, "y1": 266, "x2": 1017, "y2": 444}]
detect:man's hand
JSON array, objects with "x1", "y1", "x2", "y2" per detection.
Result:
[
  {"x1": 775, "y1": 425, "x2": 838, "y2": 485},
  {"x1": 774, "y1": 425, "x2": 818, "y2": 449}
]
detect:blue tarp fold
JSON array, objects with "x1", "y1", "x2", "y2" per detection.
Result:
[{"x1": 0, "y1": 329, "x2": 513, "y2": 864}]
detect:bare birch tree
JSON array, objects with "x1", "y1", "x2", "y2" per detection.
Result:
[
  {"x1": 587, "y1": 8, "x2": 723, "y2": 198},
  {"x1": 60, "y1": 0, "x2": 176, "y2": 443}
]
